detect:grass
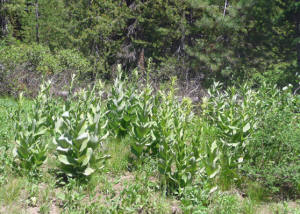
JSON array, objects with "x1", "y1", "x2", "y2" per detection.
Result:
[{"x1": 0, "y1": 81, "x2": 299, "y2": 214}]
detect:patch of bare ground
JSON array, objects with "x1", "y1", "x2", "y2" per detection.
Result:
[
  {"x1": 0, "y1": 205, "x2": 22, "y2": 214},
  {"x1": 170, "y1": 199, "x2": 182, "y2": 214},
  {"x1": 113, "y1": 172, "x2": 135, "y2": 195},
  {"x1": 20, "y1": 198, "x2": 61, "y2": 214},
  {"x1": 49, "y1": 202, "x2": 60, "y2": 214},
  {"x1": 25, "y1": 207, "x2": 39, "y2": 214}
]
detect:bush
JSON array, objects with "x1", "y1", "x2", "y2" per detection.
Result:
[
  {"x1": 0, "y1": 43, "x2": 92, "y2": 96},
  {"x1": 199, "y1": 82, "x2": 300, "y2": 198},
  {"x1": 243, "y1": 84, "x2": 300, "y2": 198},
  {"x1": 0, "y1": 43, "x2": 91, "y2": 74},
  {"x1": 56, "y1": 49, "x2": 91, "y2": 74}
]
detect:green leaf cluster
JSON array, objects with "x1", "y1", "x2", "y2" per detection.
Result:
[{"x1": 54, "y1": 78, "x2": 109, "y2": 178}]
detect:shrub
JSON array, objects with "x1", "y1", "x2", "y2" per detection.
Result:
[
  {"x1": 56, "y1": 49, "x2": 91, "y2": 74},
  {"x1": 0, "y1": 43, "x2": 92, "y2": 96},
  {"x1": 243, "y1": 84, "x2": 300, "y2": 198}
]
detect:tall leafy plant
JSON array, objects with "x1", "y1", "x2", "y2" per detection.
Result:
[
  {"x1": 152, "y1": 79, "x2": 199, "y2": 192},
  {"x1": 54, "y1": 77, "x2": 109, "y2": 178},
  {"x1": 130, "y1": 84, "x2": 155, "y2": 160},
  {"x1": 13, "y1": 82, "x2": 52, "y2": 174},
  {"x1": 107, "y1": 65, "x2": 137, "y2": 138},
  {"x1": 201, "y1": 82, "x2": 257, "y2": 187}
]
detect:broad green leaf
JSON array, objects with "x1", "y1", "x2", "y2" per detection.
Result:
[
  {"x1": 33, "y1": 128, "x2": 48, "y2": 137},
  {"x1": 57, "y1": 146, "x2": 69, "y2": 153},
  {"x1": 228, "y1": 125, "x2": 238, "y2": 130},
  {"x1": 209, "y1": 186, "x2": 218, "y2": 194},
  {"x1": 78, "y1": 120, "x2": 88, "y2": 136},
  {"x1": 77, "y1": 133, "x2": 89, "y2": 141},
  {"x1": 82, "y1": 148, "x2": 93, "y2": 166},
  {"x1": 209, "y1": 167, "x2": 220, "y2": 179},
  {"x1": 55, "y1": 118, "x2": 63, "y2": 131},
  {"x1": 243, "y1": 123, "x2": 251, "y2": 133},
  {"x1": 58, "y1": 155, "x2": 71, "y2": 165},
  {"x1": 83, "y1": 167, "x2": 95, "y2": 176},
  {"x1": 62, "y1": 111, "x2": 69, "y2": 117},
  {"x1": 100, "y1": 131, "x2": 109, "y2": 141},
  {"x1": 58, "y1": 135, "x2": 73, "y2": 146},
  {"x1": 211, "y1": 141, "x2": 218, "y2": 153}
]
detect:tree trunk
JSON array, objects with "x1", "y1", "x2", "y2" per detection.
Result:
[
  {"x1": 0, "y1": 0, "x2": 9, "y2": 37},
  {"x1": 297, "y1": 19, "x2": 300, "y2": 68},
  {"x1": 296, "y1": 0, "x2": 300, "y2": 68},
  {"x1": 35, "y1": 0, "x2": 39, "y2": 43},
  {"x1": 223, "y1": 0, "x2": 228, "y2": 18}
]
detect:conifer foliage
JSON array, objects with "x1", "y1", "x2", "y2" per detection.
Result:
[{"x1": 0, "y1": 0, "x2": 299, "y2": 85}]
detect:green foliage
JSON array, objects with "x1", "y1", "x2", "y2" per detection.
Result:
[
  {"x1": 252, "y1": 62, "x2": 299, "y2": 88},
  {"x1": 0, "y1": 43, "x2": 92, "y2": 96},
  {"x1": 56, "y1": 49, "x2": 91, "y2": 74},
  {"x1": 130, "y1": 84, "x2": 155, "y2": 160},
  {"x1": 56, "y1": 178, "x2": 86, "y2": 210},
  {"x1": 201, "y1": 82, "x2": 258, "y2": 188},
  {"x1": 0, "y1": 97, "x2": 16, "y2": 147},
  {"x1": 107, "y1": 67, "x2": 137, "y2": 138},
  {"x1": 210, "y1": 193, "x2": 241, "y2": 214},
  {"x1": 106, "y1": 136, "x2": 130, "y2": 173},
  {"x1": 0, "y1": 43, "x2": 91, "y2": 75},
  {"x1": 13, "y1": 83, "x2": 52, "y2": 174},
  {"x1": 154, "y1": 84, "x2": 198, "y2": 192},
  {"x1": 0, "y1": 67, "x2": 299, "y2": 213},
  {"x1": 54, "y1": 77, "x2": 109, "y2": 178},
  {"x1": 1, "y1": 0, "x2": 300, "y2": 84},
  {"x1": 243, "y1": 84, "x2": 300, "y2": 197},
  {"x1": 180, "y1": 183, "x2": 210, "y2": 213},
  {"x1": 0, "y1": 145, "x2": 13, "y2": 186}
]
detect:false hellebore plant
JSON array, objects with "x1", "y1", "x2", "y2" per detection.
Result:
[{"x1": 54, "y1": 77, "x2": 109, "y2": 179}]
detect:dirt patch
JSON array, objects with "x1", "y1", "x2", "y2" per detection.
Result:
[
  {"x1": 170, "y1": 200, "x2": 182, "y2": 214},
  {"x1": 26, "y1": 207, "x2": 39, "y2": 214},
  {"x1": 50, "y1": 202, "x2": 60, "y2": 214}
]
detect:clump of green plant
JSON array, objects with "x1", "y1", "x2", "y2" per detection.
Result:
[
  {"x1": 56, "y1": 49, "x2": 92, "y2": 74},
  {"x1": 13, "y1": 82, "x2": 53, "y2": 174},
  {"x1": 130, "y1": 84, "x2": 155, "y2": 160},
  {"x1": 107, "y1": 65, "x2": 137, "y2": 138},
  {"x1": 56, "y1": 178, "x2": 86, "y2": 210},
  {"x1": 150, "y1": 79, "x2": 199, "y2": 193},
  {"x1": 180, "y1": 181, "x2": 211, "y2": 213},
  {"x1": 54, "y1": 77, "x2": 109, "y2": 179},
  {"x1": 201, "y1": 82, "x2": 258, "y2": 188},
  {"x1": 209, "y1": 193, "x2": 241, "y2": 214},
  {"x1": 126, "y1": 77, "x2": 201, "y2": 193}
]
